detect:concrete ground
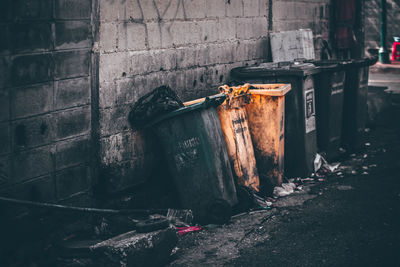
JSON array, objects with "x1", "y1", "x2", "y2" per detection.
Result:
[{"x1": 167, "y1": 66, "x2": 400, "y2": 266}]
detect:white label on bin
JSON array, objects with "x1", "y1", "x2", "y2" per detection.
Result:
[{"x1": 305, "y1": 88, "x2": 316, "y2": 133}]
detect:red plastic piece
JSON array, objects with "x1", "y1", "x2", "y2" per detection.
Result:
[
  {"x1": 176, "y1": 226, "x2": 202, "y2": 236},
  {"x1": 392, "y1": 42, "x2": 400, "y2": 61}
]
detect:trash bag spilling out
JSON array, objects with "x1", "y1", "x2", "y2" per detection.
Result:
[{"x1": 128, "y1": 85, "x2": 184, "y2": 129}]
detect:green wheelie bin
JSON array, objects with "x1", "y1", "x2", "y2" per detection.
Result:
[{"x1": 146, "y1": 95, "x2": 238, "y2": 224}]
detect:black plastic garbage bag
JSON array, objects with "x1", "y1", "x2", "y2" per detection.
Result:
[{"x1": 128, "y1": 85, "x2": 184, "y2": 129}]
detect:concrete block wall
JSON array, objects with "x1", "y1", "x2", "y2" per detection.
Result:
[
  {"x1": 98, "y1": 0, "x2": 270, "y2": 192},
  {"x1": 0, "y1": 0, "x2": 93, "y2": 205},
  {"x1": 272, "y1": 0, "x2": 331, "y2": 59},
  {"x1": 97, "y1": 0, "x2": 332, "y2": 192},
  {"x1": 364, "y1": 0, "x2": 400, "y2": 55}
]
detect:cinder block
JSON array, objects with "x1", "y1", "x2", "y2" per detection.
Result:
[
  {"x1": 138, "y1": 0, "x2": 160, "y2": 20},
  {"x1": 11, "y1": 82, "x2": 53, "y2": 119},
  {"x1": 236, "y1": 17, "x2": 254, "y2": 39},
  {"x1": 167, "y1": 21, "x2": 202, "y2": 46},
  {"x1": 55, "y1": 21, "x2": 91, "y2": 50},
  {"x1": 11, "y1": 54, "x2": 53, "y2": 86},
  {"x1": 14, "y1": 0, "x2": 53, "y2": 20},
  {"x1": 160, "y1": 22, "x2": 173, "y2": 48},
  {"x1": 166, "y1": 70, "x2": 186, "y2": 94},
  {"x1": 11, "y1": 115, "x2": 54, "y2": 150},
  {"x1": 12, "y1": 22, "x2": 52, "y2": 52},
  {"x1": 252, "y1": 17, "x2": 268, "y2": 38},
  {"x1": 55, "y1": 137, "x2": 90, "y2": 170},
  {"x1": 200, "y1": 20, "x2": 219, "y2": 43},
  {"x1": 99, "y1": 23, "x2": 117, "y2": 52},
  {"x1": 99, "y1": 105, "x2": 130, "y2": 137},
  {"x1": 155, "y1": 0, "x2": 184, "y2": 20},
  {"x1": 54, "y1": 50, "x2": 90, "y2": 79},
  {"x1": 56, "y1": 165, "x2": 89, "y2": 199},
  {"x1": 55, "y1": 0, "x2": 91, "y2": 19},
  {"x1": 259, "y1": 0, "x2": 269, "y2": 16},
  {"x1": 120, "y1": 22, "x2": 147, "y2": 51},
  {"x1": 126, "y1": 51, "x2": 152, "y2": 75},
  {"x1": 55, "y1": 77, "x2": 90, "y2": 110},
  {"x1": 99, "y1": 81, "x2": 116, "y2": 109},
  {"x1": 133, "y1": 72, "x2": 167, "y2": 99},
  {"x1": 125, "y1": 0, "x2": 144, "y2": 21},
  {"x1": 217, "y1": 18, "x2": 236, "y2": 41},
  {"x1": 0, "y1": 24, "x2": 11, "y2": 55},
  {"x1": 55, "y1": 106, "x2": 91, "y2": 140},
  {"x1": 271, "y1": 1, "x2": 287, "y2": 21},
  {"x1": 11, "y1": 175, "x2": 56, "y2": 202},
  {"x1": 226, "y1": 0, "x2": 243, "y2": 17},
  {"x1": 100, "y1": 130, "x2": 149, "y2": 165},
  {"x1": 183, "y1": 0, "x2": 206, "y2": 19},
  {"x1": 99, "y1": 52, "x2": 129, "y2": 82},
  {"x1": 205, "y1": 0, "x2": 226, "y2": 18},
  {"x1": 114, "y1": 78, "x2": 136, "y2": 106},
  {"x1": 0, "y1": 56, "x2": 11, "y2": 89},
  {"x1": 183, "y1": 68, "x2": 196, "y2": 92},
  {"x1": 0, "y1": 122, "x2": 10, "y2": 155},
  {"x1": 100, "y1": 132, "x2": 132, "y2": 165},
  {"x1": 152, "y1": 49, "x2": 177, "y2": 71},
  {"x1": 128, "y1": 50, "x2": 176, "y2": 76},
  {"x1": 243, "y1": 0, "x2": 259, "y2": 17},
  {"x1": 176, "y1": 46, "x2": 197, "y2": 69},
  {"x1": 12, "y1": 146, "x2": 53, "y2": 183},
  {"x1": 0, "y1": 88, "x2": 9, "y2": 121},
  {"x1": 0, "y1": 155, "x2": 11, "y2": 186},
  {"x1": 146, "y1": 23, "x2": 162, "y2": 49},
  {"x1": 0, "y1": 0, "x2": 13, "y2": 22},
  {"x1": 255, "y1": 37, "x2": 268, "y2": 59},
  {"x1": 99, "y1": 0, "x2": 127, "y2": 21}
]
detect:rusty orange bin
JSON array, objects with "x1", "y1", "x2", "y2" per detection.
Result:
[
  {"x1": 216, "y1": 84, "x2": 291, "y2": 195},
  {"x1": 217, "y1": 85, "x2": 260, "y2": 192},
  {"x1": 245, "y1": 84, "x2": 291, "y2": 188},
  {"x1": 185, "y1": 89, "x2": 260, "y2": 193}
]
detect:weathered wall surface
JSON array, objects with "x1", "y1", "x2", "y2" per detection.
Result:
[
  {"x1": 364, "y1": 0, "x2": 400, "y2": 55},
  {"x1": 97, "y1": 0, "x2": 332, "y2": 192},
  {"x1": 0, "y1": 0, "x2": 332, "y2": 201},
  {"x1": 0, "y1": 0, "x2": 93, "y2": 206},
  {"x1": 272, "y1": 0, "x2": 331, "y2": 58}
]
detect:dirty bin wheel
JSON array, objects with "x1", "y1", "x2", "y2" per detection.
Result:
[
  {"x1": 235, "y1": 185, "x2": 255, "y2": 213},
  {"x1": 135, "y1": 217, "x2": 169, "y2": 233}
]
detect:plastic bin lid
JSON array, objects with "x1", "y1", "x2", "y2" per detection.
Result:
[
  {"x1": 231, "y1": 61, "x2": 320, "y2": 79},
  {"x1": 144, "y1": 94, "x2": 226, "y2": 128},
  {"x1": 248, "y1": 84, "x2": 292, "y2": 96}
]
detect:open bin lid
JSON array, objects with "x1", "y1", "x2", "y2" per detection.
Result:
[
  {"x1": 231, "y1": 61, "x2": 320, "y2": 79},
  {"x1": 144, "y1": 94, "x2": 226, "y2": 128}
]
